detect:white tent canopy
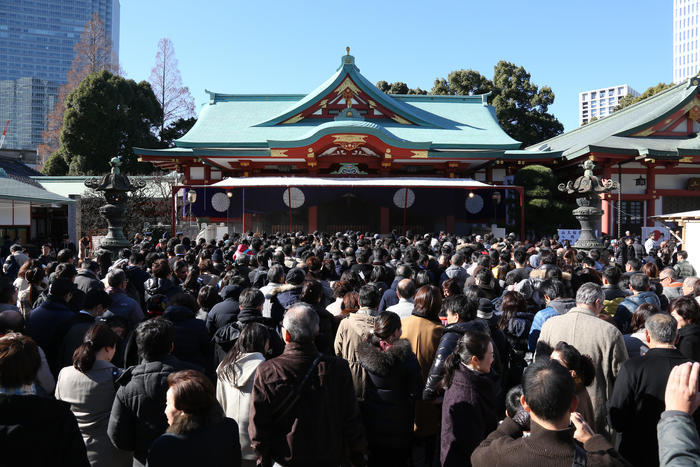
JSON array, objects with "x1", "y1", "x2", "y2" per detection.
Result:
[{"x1": 204, "y1": 176, "x2": 493, "y2": 189}]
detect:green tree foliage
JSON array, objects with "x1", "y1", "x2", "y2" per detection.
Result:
[
  {"x1": 429, "y1": 61, "x2": 563, "y2": 147},
  {"x1": 42, "y1": 149, "x2": 69, "y2": 175},
  {"x1": 513, "y1": 164, "x2": 573, "y2": 236},
  {"x1": 160, "y1": 117, "x2": 196, "y2": 148},
  {"x1": 46, "y1": 70, "x2": 162, "y2": 175},
  {"x1": 376, "y1": 81, "x2": 427, "y2": 95},
  {"x1": 614, "y1": 83, "x2": 674, "y2": 111}
]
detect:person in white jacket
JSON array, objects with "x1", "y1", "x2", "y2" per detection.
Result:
[{"x1": 216, "y1": 322, "x2": 270, "y2": 467}]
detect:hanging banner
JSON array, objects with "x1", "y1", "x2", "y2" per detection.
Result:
[{"x1": 557, "y1": 229, "x2": 581, "y2": 244}]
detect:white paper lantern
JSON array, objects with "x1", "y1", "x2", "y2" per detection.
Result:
[
  {"x1": 211, "y1": 192, "x2": 231, "y2": 212},
  {"x1": 465, "y1": 194, "x2": 484, "y2": 214},
  {"x1": 393, "y1": 188, "x2": 415, "y2": 208},
  {"x1": 282, "y1": 187, "x2": 305, "y2": 208}
]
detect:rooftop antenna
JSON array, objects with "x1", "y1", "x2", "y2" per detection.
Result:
[
  {"x1": 346, "y1": 46, "x2": 350, "y2": 55},
  {"x1": 0, "y1": 120, "x2": 8, "y2": 150}
]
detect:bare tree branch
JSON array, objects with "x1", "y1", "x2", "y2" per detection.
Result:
[{"x1": 149, "y1": 38, "x2": 195, "y2": 135}]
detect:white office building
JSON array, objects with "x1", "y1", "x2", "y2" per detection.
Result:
[
  {"x1": 578, "y1": 85, "x2": 639, "y2": 127},
  {"x1": 674, "y1": 0, "x2": 700, "y2": 83}
]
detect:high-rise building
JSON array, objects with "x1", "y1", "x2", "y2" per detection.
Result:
[
  {"x1": 578, "y1": 85, "x2": 639, "y2": 127},
  {"x1": 0, "y1": 0, "x2": 120, "y2": 150},
  {"x1": 0, "y1": 78, "x2": 58, "y2": 150},
  {"x1": 674, "y1": 0, "x2": 700, "y2": 83}
]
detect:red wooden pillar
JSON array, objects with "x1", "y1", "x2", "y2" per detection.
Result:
[
  {"x1": 171, "y1": 186, "x2": 177, "y2": 237},
  {"x1": 308, "y1": 206, "x2": 318, "y2": 233},
  {"x1": 380, "y1": 207, "x2": 389, "y2": 233},
  {"x1": 601, "y1": 195, "x2": 612, "y2": 235},
  {"x1": 446, "y1": 215, "x2": 455, "y2": 233},
  {"x1": 243, "y1": 213, "x2": 253, "y2": 233},
  {"x1": 646, "y1": 164, "x2": 655, "y2": 226}
]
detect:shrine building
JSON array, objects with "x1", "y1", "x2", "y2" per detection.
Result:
[{"x1": 136, "y1": 50, "x2": 546, "y2": 236}]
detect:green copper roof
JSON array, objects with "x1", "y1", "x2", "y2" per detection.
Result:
[
  {"x1": 1, "y1": 176, "x2": 75, "y2": 205},
  {"x1": 523, "y1": 78, "x2": 700, "y2": 160},
  {"x1": 166, "y1": 53, "x2": 521, "y2": 152}
]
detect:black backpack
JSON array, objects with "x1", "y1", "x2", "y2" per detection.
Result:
[{"x1": 2, "y1": 255, "x2": 19, "y2": 280}]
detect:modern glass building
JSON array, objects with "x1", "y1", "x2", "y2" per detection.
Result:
[{"x1": 0, "y1": 0, "x2": 120, "y2": 149}]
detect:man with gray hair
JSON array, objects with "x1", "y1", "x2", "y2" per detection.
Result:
[
  {"x1": 537, "y1": 282, "x2": 628, "y2": 437},
  {"x1": 609, "y1": 313, "x2": 699, "y2": 466},
  {"x1": 660, "y1": 267, "x2": 684, "y2": 302},
  {"x1": 249, "y1": 303, "x2": 367, "y2": 466},
  {"x1": 683, "y1": 276, "x2": 698, "y2": 297},
  {"x1": 104, "y1": 268, "x2": 144, "y2": 328}
]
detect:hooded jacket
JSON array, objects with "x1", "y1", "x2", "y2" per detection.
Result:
[
  {"x1": 334, "y1": 312, "x2": 375, "y2": 400},
  {"x1": 440, "y1": 265, "x2": 468, "y2": 289},
  {"x1": 144, "y1": 277, "x2": 181, "y2": 304},
  {"x1": 269, "y1": 283, "x2": 303, "y2": 311},
  {"x1": 216, "y1": 352, "x2": 266, "y2": 461},
  {"x1": 616, "y1": 291, "x2": 661, "y2": 334},
  {"x1": 357, "y1": 338, "x2": 421, "y2": 452},
  {"x1": 528, "y1": 297, "x2": 576, "y2": 352},
  {"x1": 74, "y1": 269, "x2": 104, "y2": 294},
  {"x1": 423, "y1": 320, "x2": 490, "y2": 400},
  {"x1": 212, "y1": 309, "x2": 285, "y2": 367},
  {"x1": 206, "y1": 294, "x2": 242, "y2": 336},
  {"x1": 108, "y1": 355, "x2": 201, "y2": 466},
  {"x1": 26, "y1": 296, "x2": 76, "y2": 376}
]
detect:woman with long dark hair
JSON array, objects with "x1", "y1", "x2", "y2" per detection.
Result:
[
  {"x1": 440, "y1": 330, "x2": 498, "y2": 467},
  {"x1": 498, "y1": 290, "x2": 534, "y2": 358},
  {"x1": 55, "y1": 324, "x2": 131, "y2": 467},
  {"x1": 357, "y1": 312, "x2": 421, "y2": 466},
  {"x1": 18, "y1": 266, "x2": 45, "y2": 319},
  {"x1": 149, "y1": 370, "x2": 241, "y2": 467},
  {"x1": 550, "y1": 340, "x2": 596, "y2": 427},
  {"x1": 216, "y1": 323, "x2": 269, "y2": 467}
]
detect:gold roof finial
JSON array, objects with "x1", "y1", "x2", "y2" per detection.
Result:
[{"x1": 346, "y1": 46, "x2": 350, "y2": 55}]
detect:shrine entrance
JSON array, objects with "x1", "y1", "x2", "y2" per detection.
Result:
[{"x1": 317, "y1": 191, "x2": 380, "y2": 233}]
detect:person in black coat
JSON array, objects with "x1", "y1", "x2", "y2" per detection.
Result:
[
  {"x1": 268, "y1": 267, "x2": 305, "y2": 312},
  {"x1": 211, "y1": 288, "x2": 284, "y2": 366},
  {"x1": 0, "y1": 333, "x2": 90, "y2": 467},
  {"x1": 144, "y1": 259, "x2": 182, "y2": 305},
  {"x1": 162, "y1": 293, "x2": 213, "y2": 375},
  {"x1": 440, "y1": 330, "x2": 499, "y2": 467},
  {"x1": 671, "y1": 296, "x2": 700, "y2": 362},
  {"x1": 25, "y1": 278, "x2": 77, "y2": 376},
  {"x1": 206, "y1": 284, "x2": 244, "y2": 336},
  {"x1": 423, "y1": 295, "x2": 489, "y2": 400},
  {"x1": 108, "y1": 318, "x2": 202, "y2": 467},
  {"x1": 57, "y1": 289, "x2": 112, "y2": 369},
  {"x1": 357, "y1": 312, "x2": 421, "y2": 467},
  {"x1": 148, "y1": 369, "x2": 241, "y2": 467},
  {"x1": 378, "y1": 264, "x2": 412, "y2": 313},
  {"x1": 73, "y1": 260, "x2": 105, "y2": 294},
  {"x1": 608, "y1": 313, "x2": 700, "y2": 467}
]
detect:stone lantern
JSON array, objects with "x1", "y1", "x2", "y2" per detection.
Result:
[
  {"x1": 84, "y1": 156, "x2": 145, "y2": 255},
  {"x1": 557, "y1": 160, "x2": 619, "y2": 252}
]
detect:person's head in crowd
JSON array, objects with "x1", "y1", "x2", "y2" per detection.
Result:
[
  {"x1": 678, "y1": 250, "x2": 690, "y2": 261},
  {"x1": 55, "y1": 262, "x2": 77, "y2": 281},
  {"x1": 521, "y1": 359, "x2": 576, "y2": 427},
  {"x1": 443, "y1": 294, "x2": 477, "y2": 325},
  {"x1": 300, "y1": 280, "x2": 324, "y2": 306},
  {"x1": 107, "y1": 269, "x2": 127, "y2": 291},
  {"x1": 540, "y1": 279, "x2": 565, "y2": 303},
  {"x1": 341, "y1": 291, "x2": 360, "y2": 315},
  {"x1": 505, "y1": 385, "x2": 525, "y2": 419},
  {"x1": 683, "y1": 277, "x2": 699, "y2": 297},
  {"x1": 83, "y1": 289, "x2": 111, "y2": 317},
  {"x1": 629, "y1": 273, "x2": 650, "y2": 294},
  {"x1": 285, "y1": 267, "x2": 305, "y2": 286},
  {"x1": 164, "y1": 369, "x2": 222, "y2": 434},
  {"x1": 575, "y1": 282, "x2": 604, "y2": 315},
  {"x1": 135, "y1": 318, "x2": 175, "y2": 362},
  {"x1": 267, "y1": 265, "x2": 285, "y2": 286},
  {"x1": 281, "y1": 303, "x2": 319, "y2": 344},
  {"x1": 237, "y1": 287, "x2": 264, "y2": 311},
  {"x1": 644, "y1": 313, "x2": 678, "y2": 347},
  {"x1": 128, "y1": 251, "x2": 145, "y2": 268},
  {"x1": 0, "y1": 309, "x2": 24, "y2": 334},
  {"x1": 40, "y1": 243, "x2": 52, "y2": 258},
  {"x1": 513, "y1": 248, "x2": 528, "y2": 267},
  {"x1": 218, "y1": 322, "x2": 270, "y2": 384},
  {"x1": 412, "y1": 270, "x2": 430, "y2": 288},
  {"x1": 670, "y1": 296, "x2": 700, "y2": 330},
  {"x1": 550, "y1": 341, "x2": 595, "y2": 393},
  {"x1": 499, "y1": 290, "x2": 527, "y2": 331},
  {"x1": 151, "y1": 259, "x2": 172, "y2": 280},
  {"x1": 629, "y1": 303, "x2": 661, "y2": 334},
  {"x1": 442, "y1": 331, "x2": 493, "y2": 388},
  {"x1": 660, "y1": 267, "x2": 679, "y2": 285},
  {"x1": 642, "y1": 262, "x2": 659, "y2": 280},
  {"x1": 369, "y1": 311, "x2": 402, "y2": 347},
  {"x1": 173, "y1": 260, "x2": 188, "y2": 283},
  {"x1": 625, "y1": 258, "x2": 642, "y2": 273},
  {"x1": 358, "y1": 284, "x2": 380, "y2": 311},
  {"x1": 48, "y1": 278, "x2": 73, "y2": 303},
  {"x1": 56, "y1": 248, "x2": 73, "y2": 264},
  {"x1": 441, "y1": 278, "x2": 462, "y2": 298},
  {"x1": 539, "y1": 249, "x2": 555, "y2": 266},
  {"x1": 72, "y1": 323, "x2": 119, "y2": 373},
  {"x1": 168, "y1": 293, "x2": 197, "y2": 312},
  {"x1": 0, "y1": 333, "x2": 40, "y2": 390},
  {"x1": 396, "y1": 278, "x2": 416, "y2": 301},
  {"x1": 197, "y1": 285, "x2": 221, "y2": 314},
  {"x1": 413, "y1": 285, "x2": 442, "y2": 321},
  {"x1": 0, "y1": 278, "x2": 17, "y2": 307}
]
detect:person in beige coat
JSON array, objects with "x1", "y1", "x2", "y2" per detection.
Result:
[
  {"x1": 537, "y1": 282, "x2": 628, "y2": 437},
  {"x1": 55, "y1": 323, "x2": 132, "y2": 467},
  {"x1": 216, "y1": 322, "x2": 269, "y2": 467},
  {"x1": 334, "y1": 285, "x2": 379, "y2": 400}
]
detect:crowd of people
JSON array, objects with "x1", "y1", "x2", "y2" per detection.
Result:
[{"x1": 1, "y1": 227, "x2": 700, "y2": 467}]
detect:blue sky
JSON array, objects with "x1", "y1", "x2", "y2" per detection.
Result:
[{"x1": 119, "y1": 0, "x2": 671, "y2": 132}]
